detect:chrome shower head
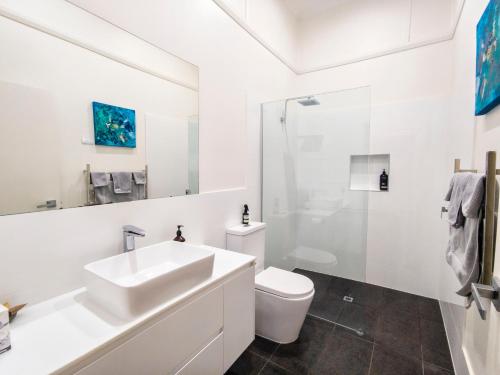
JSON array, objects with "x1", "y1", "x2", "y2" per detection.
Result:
[
  {"x1": 297, "y1": 96, "x2": 320, "y2": 106},
  {"x1": 280, "y1": 95, "x2": 321, "y2": 126}
]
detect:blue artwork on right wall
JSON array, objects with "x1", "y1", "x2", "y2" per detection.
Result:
[{"x1": 476, "y1": 0, "x2": 500, "y2": 116}]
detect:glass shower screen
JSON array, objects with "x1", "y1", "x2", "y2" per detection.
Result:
[{"x1": 262, "y1": 87, "x2": 371, "y2": 282}]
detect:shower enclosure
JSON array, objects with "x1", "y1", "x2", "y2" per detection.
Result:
[{"x1": 262, "y1": 87, "x2": 371, "y2": 282}]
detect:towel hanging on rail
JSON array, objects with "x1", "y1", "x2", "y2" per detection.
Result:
[
  {"x1": 132, "y1": 172, "x2": 146, "y2": 200},
  {"x1": 90, "y1": 172, "x2": 109, "y2": 188},
  {"x1": 90, "y1": 172, "x2": 112, "y2": 204},
  {"x1": 444, "y1": 172, "x2": 485, "y2": 296},
  {"x1": 111, "y1": 172, "x2": 133, "y2": 194}
]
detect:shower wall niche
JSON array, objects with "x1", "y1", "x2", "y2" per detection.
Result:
[
  {"x1": 262, "y1": 87, "x2": 371, "y2": 282},
  {"x1": 350, "y1": 154, "x2": 390, "y2": 192}
]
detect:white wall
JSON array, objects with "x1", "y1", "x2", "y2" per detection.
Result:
[
  {"x1": 297, "y1": 0, "x2": 411, "y2": 68},
  {"x1": 297, "y1": 0, "x2": 460, "y2": 69},
  {"x1": 410, "y1": 0, "x2": 458, "y2": 42},
  {"x1": 213, "y1": 0, "x2": 299, "y2": 67},
  {"x1": 215, "y1": 0, "x2": 463, "y2": 72},
  {"x1": 0, "y1": 0, "x2": 294, "y2": 306},
  {"x1": 246, "y1": 0, "x2": 299, "y2": 64}
]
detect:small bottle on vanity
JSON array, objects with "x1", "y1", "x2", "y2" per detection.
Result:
[
  {"x1": 173, "y1": 225, "x2": 186, "y2": 242},
  {"x1": 380, "y1": 169, "x2": 389, "y2": 191},
  {"x1": 0, "y1": 304, "x2": 11, "y2": 355},
  {"x1": 242, "y1": 204, "x2": 250, "y2": 226}
]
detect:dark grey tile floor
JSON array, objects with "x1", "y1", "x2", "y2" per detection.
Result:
[{"x1": 226, "y1": 268, "x2": 454, "y2": 375}]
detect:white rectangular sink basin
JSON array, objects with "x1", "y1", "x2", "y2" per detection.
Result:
[{"x1": 84, "y1": 241, "x2": 215, "y2": 319}]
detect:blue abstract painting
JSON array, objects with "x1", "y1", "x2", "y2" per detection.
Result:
[
  {"x1": 476, "y1": 0, "x2": 500, "y2": 116},
  {"x1": 92, "y1": 102, "x2": 136, "y2": 148}
]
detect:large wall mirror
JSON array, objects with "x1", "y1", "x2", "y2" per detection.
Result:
[{"x1": 0, "y1": 2, "x2": 199, "y2": 216}]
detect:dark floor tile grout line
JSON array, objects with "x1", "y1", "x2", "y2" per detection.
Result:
[
  {"x1": 256, "y1": 357, "x2": 271, "y2": 375},
  {"x1": 247, "y1": 348, "x2": 270, "y2": 361},
  {"x1": 423, "y1": 361, "x2": 454, "y2": 374},
  {"x1": 367, "y1": 342, "x2": 375, "y2": 375},
  {"x1": 256, "y1": 343, "x2": 282, "y2": 375},
  {"x1": 421, "y1": 343, "x2": 425, "y2": 375},
  {"x1": 255, "y1": 351, "x2": 273, "y2": 375},
  {"x1": 269, "y1": 341, "x2": 280, "y2": 359},
  {"x1": 262, "y1": 359, "x2": 296, "y2": 375},
  {"x1": 418, "y1": 335, "x2": 453, "y2": 374}
]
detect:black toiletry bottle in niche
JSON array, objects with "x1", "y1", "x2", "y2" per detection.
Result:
[
  {"x1": 173, "y1": 225, "x2": 185, "y2": 242},
  {"x1": 380, "y1": 169, "x2": 389, "y2": 191},
  {"x1": 242, "y1": 204, "x2": 250, "y2": 226}
]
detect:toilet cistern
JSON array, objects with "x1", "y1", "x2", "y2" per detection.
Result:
[{"x1": 122, "y1": 225, "x2": 146, "y2": 252}]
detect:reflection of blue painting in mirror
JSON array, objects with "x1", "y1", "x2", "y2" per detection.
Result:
[
  {"x1": 92, "y1": 102, "x2": 136, "y2": 148},
  {"x1": 476, "y1": 0, "x2": 500, "y2": 116}
]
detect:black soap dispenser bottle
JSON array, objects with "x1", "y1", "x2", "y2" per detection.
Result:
[
  {"x1": 173, "y1": 225, "x2": 185, "y2": 242},
  {"x1": 242, "y1": 204, "x2": 250, "y2": 226},
  {"x1": 380, "y1": 169, "x2": 389, "y2": 191}
]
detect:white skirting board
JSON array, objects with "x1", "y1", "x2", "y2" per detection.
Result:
[{"x1": 440, "y1": 300, "x2": 469, "y2": 375}]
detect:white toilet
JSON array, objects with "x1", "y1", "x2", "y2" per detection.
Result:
[{"x1": 226, "y1": 222, "x2": 314, "y2": 344}]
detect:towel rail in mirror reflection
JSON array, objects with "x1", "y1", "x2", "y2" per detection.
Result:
[{"x1": 83, "y1": 163, "x2": 148, "y2": 206}]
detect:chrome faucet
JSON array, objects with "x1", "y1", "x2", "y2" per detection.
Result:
[{"x1": 122, "y1": 225, "x2": 146, "y2": 252}]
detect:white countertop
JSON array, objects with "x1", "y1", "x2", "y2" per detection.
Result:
[{"x1": 0, "y1": 247, "x2": 255, "y2": 375}]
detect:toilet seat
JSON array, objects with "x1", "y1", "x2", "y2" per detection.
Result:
[{"x1": 255, "y1": 267, "x2": 314, "y2": 299}]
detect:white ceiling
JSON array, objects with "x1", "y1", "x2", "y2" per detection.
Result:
[{"x1": 283, "y1": 0, "x2": 353, "y2": 20}]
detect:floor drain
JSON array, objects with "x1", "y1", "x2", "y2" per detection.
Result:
[{"x1": 343, "y1": 296, "x2": 354, "y2": 303}]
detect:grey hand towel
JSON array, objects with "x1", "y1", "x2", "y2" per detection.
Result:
[
  {"x1": 111, "y1": 172, "x2": 132, "y2": 194},
  {"x1": 132, "y1": 171, "x2": 146, "y2": 200},
  {"x1": 90, "y1": 172, "x2": 109, "y2": 188},
  {"x1": 444, "y1": 173, "x2": 485, "y2": 296},
  {"x1": 445, "y1": 173, "x2": 469, "y2": 227},
  {"x1": 94, "y1": 184, "x2": 112, "y2": 204},
  {"x1": 133, "y1": 171, "x2": 146, "y2": 185},
  {"x1": 462, "y1": 174, "x2": 485, "y2": 217},
  {"x1": 90, "y1": 172, "x2": 112, "y2": 204}
]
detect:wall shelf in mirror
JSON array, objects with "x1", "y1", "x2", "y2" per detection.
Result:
[{"x1": 349, "y1": 154, "x2": 390, "y2": 192}]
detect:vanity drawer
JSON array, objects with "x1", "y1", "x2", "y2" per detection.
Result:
[
  {"x1": 176, "y1": 333, "x2": 223, "y2": 375},
  {"x1": 76, "y1": 286, "x2": 223, "y2": 375}
]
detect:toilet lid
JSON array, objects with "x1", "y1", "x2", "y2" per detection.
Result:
[{"x1": 255, "y1": 267, "x2": 314, "y2": 299}]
